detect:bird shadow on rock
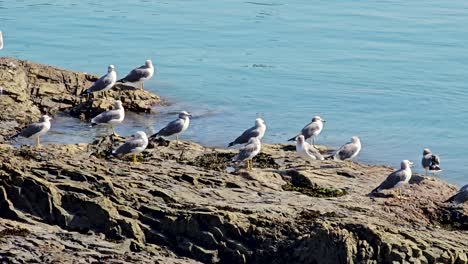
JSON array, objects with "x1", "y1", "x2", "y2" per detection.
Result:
[
  {"x1": 279, "y1": 169, "x2": 348, "y2": 198},
  {"x1": 147, "y1": 137, "x2": 170, "y2": 148},
  {"x1": 409, "y1": 174, "x2": 426, "y2": 185}
]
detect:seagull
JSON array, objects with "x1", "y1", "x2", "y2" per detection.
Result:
[
  {"x1": 421, "y1": 148, "x2": 441, "y2": 175},
  {"x1": 445, "y1": 184, "x2": 468, "y2": 205},
  {"x1": 288, "y1": 116, "x2": 325, "y2": 146},
  {"x1": 81, "y1": 65, "x2": 117, "y2": 96},
  {"x1": 11, "y1": 115, "x2": 52, "y2": 147},
  {"x1": 112, "y1": 131, "x2": 148, "y2": 164},
  {"x1": 228, "y1": 118, "x2": 266, "y2": 147},
  {"x1": 149, "y1": 111, "x2": 191, "y2": 144},
  {"x1": 0, "y1": 31, "x2": 3, "y2": 50},
  {"x1": 296, "y1": 135, "x2": 324, "y2": 162},
  {"x1": 371, "y1": 160, "x2": 413, "y2": 197},
  {"x1": 90, "y1": 100, "x2": 125, "y2": 136},
  {"x1": 332, "y1": 136, "x2": 362, "y2": 161},
  {"x1": 232, "y1": 137, "x2": 262, "y2": 170},
  {"x1": 118, "y1": 60, "x2": 154, "y2": 89}
]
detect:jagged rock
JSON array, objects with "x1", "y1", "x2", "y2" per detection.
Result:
[{"x1": 0, "y1": 138, "x2": 466, "y2": 263}]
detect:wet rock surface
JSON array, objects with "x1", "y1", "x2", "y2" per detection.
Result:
[
  {"x1": 0, "y1": 57, "x2": 163, "y2": 140},
  {"x1": 0, "y1": 140, "x2": 466, "y2": 264}
]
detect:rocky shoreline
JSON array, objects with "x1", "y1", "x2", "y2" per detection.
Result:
[{"x1": 0, "y1": 58, "x2": 467, "y2": 264}]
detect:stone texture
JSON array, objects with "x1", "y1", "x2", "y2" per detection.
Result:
[{"x1": 0, "y1": 139, "x2": 466, "y2": 263}]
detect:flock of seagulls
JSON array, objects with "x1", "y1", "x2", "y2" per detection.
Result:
[{"x1": 0, "y1": 33, "x2": 463, "y2": 204}]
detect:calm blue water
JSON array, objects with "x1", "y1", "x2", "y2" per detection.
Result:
[{"x1": 1, "y1": 0, "x2": 467, "y2": 185}]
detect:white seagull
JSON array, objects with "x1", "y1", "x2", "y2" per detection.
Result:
[{"x1": 296, "y1": 135, "x2": 324, "y2": 162}]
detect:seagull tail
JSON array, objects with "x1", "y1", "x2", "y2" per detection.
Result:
[
  {"x1": 80, "y1": 89, "x2": 91, "y2": 97},
  {"x1": 9, "y1": 132, "x2": 20, "y2": 141},
  {"x1": 324, "y1": 155, "x2": 335, "y2": 160},
  {"x1": 149, "y1": 133, "x2": 159, "y2": 139},
  {"x1": 444, "y1": 195, "x2": 456, "y2": 203},
  {"x1": 228, "y1": 142, "x2": 235, "y2": 147},
  {"x1": 117, "y1": 78, "x2": 126, "y2": 83},
  {"x1": 370, "y1": 186, "x2": 380, "y2": 194}
]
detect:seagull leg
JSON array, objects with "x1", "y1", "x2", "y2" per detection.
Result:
[
  {"x1": 132, "y1": 154, "x2": 138, "y2": 164},
  {"x1": 111, "y1": 126, "x2": 119, "y2": 137},
  {"x1": 176, "y1": 135, "x2": 179, "y2": 146},
  {"x1": 36, "y1": 137, "x2": 41, "y2": 148},
  {"x1": 425, "y1": 169, "x2": 428, "y2": 176},
  {"x1": 141, "y1": 82, "x2": 144, "y2": 90},
  {"x1": 312, "y1": 137, "x2": 315, "y2": 147}
]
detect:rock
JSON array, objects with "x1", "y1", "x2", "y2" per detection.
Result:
[{"x1": 0, "y1": 138, "x2": 466, "y2": 263}]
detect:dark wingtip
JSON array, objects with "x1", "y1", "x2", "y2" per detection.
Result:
[
  {"x1": 444, "y1": 196, "x2": 455, "y2": 203},
  {"x1": 324, "y1": 155, "x2": 334, "y2": 160},
  {"x1": 228, "y1": 142, "x2": 234, "y2": 147},
  {"x1": 149, "y1": 133, "x2": 158, "y2": 139},
  {"x1": 287, "y1": 137, "x2": 295, "y2": 142},
  {"x1": 117, "y1": 78, "x2": 125, "y2": 83}
]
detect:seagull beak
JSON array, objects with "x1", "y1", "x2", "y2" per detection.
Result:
[{"x1": 409, "y1": 161, "x2": 414, "y2": 167}]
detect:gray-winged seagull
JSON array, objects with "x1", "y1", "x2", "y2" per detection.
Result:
[
  {"x1": 228, "y1": 118, "x2": 266, "y2": 147},
  {"x1": 118, "y1": 59, "x2": 154, "y2": 89},
  {"x1": 371, "y1": 160, "x2": 413, "y2": 197},
  {"x1": 81, "y1": 65, "x2": 117, "y2": 96},
  {"x1": 149, "y1": 111, "x2": 191, "y2": 144},
  {"x1": 421, "y1": 148, "x2": 441, "y2": 175},
  {"x1": 11, "y1": 115, "x2": 52, "y2": 147},
  {"x1": 90, "y1": 100, "x2": 125, "y2": 136},
  {"x1": 445, "y1": 184, "x2": 468, "y2": 205},
  {"x1": 333, "y1": 136, "x2": 361, "y2": 161},
  {"x1": 112, "y1": 131, "x2": 148, "y2": 163},
  {"x1": 232, "y1": 137, "x2": 262, "y2": 170},
  {"x1": 288, "y1": 115, "x2": 325, "y2": 146}
]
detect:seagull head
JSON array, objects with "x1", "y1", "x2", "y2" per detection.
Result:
[
  {"x1": 255, "y1": 118, "x2": 265, "y2": 127},
  {"x1": 179, "y1": 111, "x2": 192, "y2": 118},
  {"x1": 40, "y1": 115, "x2": 52, "y2": 122},
  {"x1": 145, "y1": 60, "x2": 153, "y2": 67},
  {"x1": 423, "y1": 148, "x2": 431, "y2": 155},
  {"x1": 297, "y1": 135, "x2": 305, "y2": 144},
  {"x1": 108, "y1": 65, "x2": 115, "y2": 73},
  {"x1": 134, "y1": 131, "x2": 147, "y2": 140},
  {"x1": 401, "y1": 160, "x2": 413, "y2": 169},
  {"x1": 312, "y1": 116, "x2": 325, "y2": 123},
  {"x1": 114, "y1": 100, "x2": 123, "y2": 109},
  {"x1": 351, "y1": 136, "x2": 360, "y2": 144}
]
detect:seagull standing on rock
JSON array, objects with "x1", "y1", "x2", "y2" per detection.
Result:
[
  {"x1": 296, "y1": 135, "x2": 324, "y2": 162},
  {"x1": 90, "y1": 100, "x2": 125, "y2": 136},
  {"x1": 11, "y1": 115, "x2": 52, "y2": 147},
  {"x1": 149, "y1": 111, "x2": 191, "y2": 145},
  {"x1": 332, "y1": 136, "x2": 362, "y2": 161},
  {"x1": 371, "y1": 160, "x2": 413, "y2": 198},
  {"x1": 118, "y1": 60, "x2": 154, "y2": 89},
  {"x1": 81, "y1": 65, "x2": 117, "y2": 96},
  {"x1": 112, "y1": 131, "x2": 148, "y2": 164},
  {"x1": 228, "y1": 118, "x2": 266, "y2": 147},
  {"x1": 232, "y1": 137, "x2": 262, "y2": 170},
  {"x1": 445, "y1": 184, "x2": 468, "y2": 205},
  {"x1": 421, "y1": 148, "x2": 441, "y2": 175},
  {"x1": 288, "y1": 116, "x2": 325, "y2": 146}
]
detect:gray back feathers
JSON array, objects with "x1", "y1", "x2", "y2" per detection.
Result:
[
  {"x1": 233, "y1": 138, "x2": 261, "y2": 162},
  {"x1": 230, "y1": 126, "x2": 261, "y2": 146},
  {"x1": 113, "y1": 132, "x2": 148, "y2": 155},
  {"x1": 122, "y1": 66, "x2": 151, "y2": 82},
  {"x1": 19, "y1": 123, "x2": 47, "y2": 138},
  {"x1": 156, "y1": 119, "x2": 184, "y2": 137}
]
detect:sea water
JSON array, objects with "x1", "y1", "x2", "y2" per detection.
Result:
[{"x1": 1, "y1": 0, "x2": 467, "y2": 185}]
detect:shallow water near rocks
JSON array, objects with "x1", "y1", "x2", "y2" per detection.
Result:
[{"x1": 1, "y1": 0, "x2": 468, "y2": 185}]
